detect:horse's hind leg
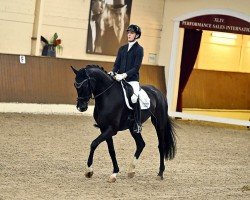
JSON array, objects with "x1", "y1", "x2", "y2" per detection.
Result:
[
  {"x1": 151, "y1": 117, "x2": 165, "y2": 180},
  {"x1": 157, "y1": 132, "x2": 165, "y2": 180},
  {"x1": 127, "y1": 129, "x2": 145, "y2": 178},
  {"x1": 106, "y1": 137, "x2": 119, "y2": 182}
]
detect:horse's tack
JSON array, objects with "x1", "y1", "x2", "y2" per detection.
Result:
[
  {"x1": 75, "y1": 69, "x2": 116, "y2": 100},
  {"x1": 121, "y1": 81, "x2": 150, "y2": 110}
]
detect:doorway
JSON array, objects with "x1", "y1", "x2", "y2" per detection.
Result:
[
  {"x1": 167, "y1": 9, "x2": 250, "y2": 126},
  {"x1": 182, "y1": 30, "x2": 250, "y2": 121}
]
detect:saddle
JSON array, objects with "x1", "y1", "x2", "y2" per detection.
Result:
[{"x1": 120, "y1": 81, "x2": 150, "y2": 110}]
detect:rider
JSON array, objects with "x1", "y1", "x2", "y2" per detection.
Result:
[{"x1": 108, "y1": 24, "x2": 143, "y2": 133}]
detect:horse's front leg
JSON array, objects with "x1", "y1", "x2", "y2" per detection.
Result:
[
  {"x1": 106, "y1": 137, "x2": 119, "y2": 182},
  {"x1": 85, "y1": 127, "x2": 113, "y2": 179},
  {"x1": 128, "y1": 129, "x2": 145, "y2": 178}
]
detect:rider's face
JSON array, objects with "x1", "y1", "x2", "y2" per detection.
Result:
[{"x1": 127, "y1": 31, "x2": 137, "y2": 42}]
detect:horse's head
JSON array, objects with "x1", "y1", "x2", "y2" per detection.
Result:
[
  {"x1": 71, "y1": 65, "x2": 115, "y2": 112},
  {"x1": 71, "y1": 66, "x2": 92, "y2": 112}
]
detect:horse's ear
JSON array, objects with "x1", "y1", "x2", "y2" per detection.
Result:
[{"x1": 71, "y1": 66, "x2": 78, "y2": 75}]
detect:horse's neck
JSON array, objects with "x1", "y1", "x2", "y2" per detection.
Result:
[
  {"x1": 92, "y1": 74, "x2": 123, "y2": 108},
  {"x1": 94, "y1": 83, "x2": 122, "y2": 114},
  {"x1": 92, "y1": 72, "x2": 113, "y2": 96}
]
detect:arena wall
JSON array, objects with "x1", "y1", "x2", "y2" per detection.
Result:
[{"x1": 0, "y1": 54, "x2": 165, "y2": 104}]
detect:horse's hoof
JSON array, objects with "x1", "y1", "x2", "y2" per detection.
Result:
[
  {"x1": 108, "y1": 174, "x2": 117, "y2": 183},
  {"x1": 85, "y1": 171, "x2": 94, "y2": 178},
  {"x1": 127, "y1": 171, "x2": 135, "y2": 178},
  {"x1": 156, "y1": 175, "x2": 164, "y2": 180}
]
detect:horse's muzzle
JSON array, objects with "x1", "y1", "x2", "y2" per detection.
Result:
[
  {"x1": 77, "y1": 106, "x2": 88, "y2": 112},
  {"x1": 76, "y1": 101, "x2": 88, "y2": 112}
]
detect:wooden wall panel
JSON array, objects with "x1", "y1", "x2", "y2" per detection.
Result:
[
  {"x1": 183, "y1": 69, "x2": 250, "y2": 109},
  {"x1": 0, "y1": 54, "x2": 166, "y2": 104}
]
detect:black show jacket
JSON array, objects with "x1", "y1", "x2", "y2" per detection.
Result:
[{"x1": 112, "y1": 42, "x2": 144, "y2": 82}]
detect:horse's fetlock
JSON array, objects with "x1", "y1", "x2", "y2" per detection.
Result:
[
  {"x1": 138, "y1": 141, "x2": 145, "y2": 151},
  {"x1": 114, "y1": 168, "x2": 119, "y2": 173},
  {"x1": 141, "y1": 141, "x2": 146, "y2": 148},
  {"x1": 159, "y1": 166, "x2": 165, "y2": 172}
]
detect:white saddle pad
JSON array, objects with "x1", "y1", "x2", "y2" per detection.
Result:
[{"x1": 121, "y1": 82, "x2": 150, "y2": 110}]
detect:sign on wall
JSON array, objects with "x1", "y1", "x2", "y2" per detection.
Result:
[
  {"x1": 180, "y1": 14, "x2": 250, "y2": 35},
  {"x1": 86, "y1": 0, "x2": 133, "y2": 56}
]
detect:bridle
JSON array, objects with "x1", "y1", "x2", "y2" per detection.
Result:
[
  {"x1": 74, "y1": 78, "x2": 93, "y2": 101},
  {"x1": 74, "y1": 70, "x2": 116, "y2": 101}
]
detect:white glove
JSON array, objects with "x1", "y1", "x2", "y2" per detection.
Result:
[
  {"x1": 115, "y1": 73, "x2": 127, "y2": 81},
  {"x1": 108, "y1": 71, "x2": 114, "y2": 76}
]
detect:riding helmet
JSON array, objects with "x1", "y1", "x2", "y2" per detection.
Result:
[{"x1": 126, "y1": 24, "x2": 141, "y2": 38}]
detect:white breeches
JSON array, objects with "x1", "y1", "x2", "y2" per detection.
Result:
[{"x1": 128, "y1": 81, "x2": 140, "y2": 103}]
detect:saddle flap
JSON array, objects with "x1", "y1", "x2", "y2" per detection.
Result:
[{"x1": 121, "y1": 81, "x2": 150, "y2": 110}]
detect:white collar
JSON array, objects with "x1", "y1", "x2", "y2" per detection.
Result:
[{"x1": 128, "y1": 41, "x2": 136, "y2": 51}]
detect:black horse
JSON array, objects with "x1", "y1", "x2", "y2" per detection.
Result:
[{"x1": 71, "y1": 65, "x2": 176, "y2": 182}]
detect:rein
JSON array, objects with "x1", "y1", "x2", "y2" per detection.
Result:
[{"x1": 93, "y1": 81, "x2": 116, "y2": 99}]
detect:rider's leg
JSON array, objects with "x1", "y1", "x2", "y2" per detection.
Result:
[
  {"x1": 128, "y1": 81, "x2": 140, "y2": 104},
  {"x1": 128, "y1": 81, "x2": 141, "y2": 133},
  {"x1": 132, "y1": 99, "x2": 142, "y2": 133}
]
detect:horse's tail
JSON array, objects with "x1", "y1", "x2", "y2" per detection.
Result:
[
  {"x1": 146, "y1": 85, "x2": 176, "y2": 160},
  {"x1": 164, "y1": 116, "x2": 176, "y2": 160},
  {"x1": 162, "y1": 96, "x2": 177, "y2": 160}
]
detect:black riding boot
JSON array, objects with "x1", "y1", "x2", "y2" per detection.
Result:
[{"x1": 132, "y1": 100, "x2": 142, "y2": 133}]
